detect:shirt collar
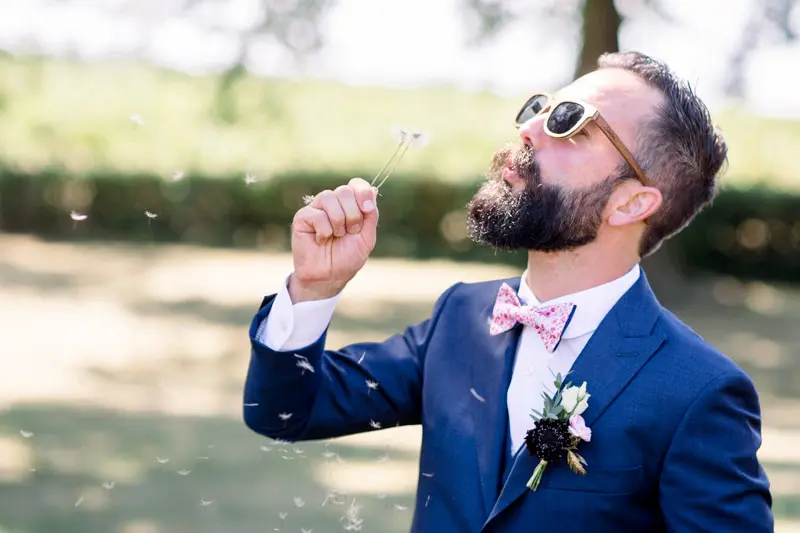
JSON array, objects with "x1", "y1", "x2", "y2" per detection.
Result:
[{"x1": 516, "y1": 264, "x2": 641, "y2": 339}]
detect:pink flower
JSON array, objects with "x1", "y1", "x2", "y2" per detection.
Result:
[{"x1": 569, "y1": 414, "x2": 592, "y2": 442}]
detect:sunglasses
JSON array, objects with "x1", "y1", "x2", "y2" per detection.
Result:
[{"x1": 514, "y1": 93, "x2": 651, "y2": 187}]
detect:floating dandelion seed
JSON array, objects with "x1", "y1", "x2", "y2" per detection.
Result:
[
  {"x1": 322, "y1": 451, "x2": 336, "y2": 459},
  {"x1": 422, "y1": 472, "x2": 434, "y2": 478},
  {"x1": 244, "y1": 402, "x2": 259, "y2": 407},
  {"x1": 357, "y1": 352, "x2": 366, "y2": 364},
  {"x1": 425, "y1": 495, "x2": 431, "y2": 507},
  {"x1": 260, "y1": 445, "x2": 272, "y2": 452},
  {"x1": 294, "y1": 354, "x2": 315, "y2": 375},
  {"x1": 294, "y1": 497, "x2": 305, "y2": 508},
  {"x1": 281, "y1": 455, "x2": 295, "y2": 460},
  {"x1": 470, "y1": 388, "x2": 487, "y2": 402},
  {"x1": 335, "y1": 453, "x2": 346, "y2": 464},
  {"x1": 156, "y1": 457, "x2": 170, "y2": 464},
  {"x1": 272, "y1": 438, "x2": 291, "y2": 445},
  {"x1": 74, "y1": 496, "x2": 84, "y2": 507},
  {"x1": 293, "y1": 447, "x2": 305, "y2": 455},
  {"x1": 197, "y1": 456, "x2": 210, "y2": 460},
  {"x1": 369, "y1": 420, "x2": 381, "y2": 430},
  {"x1": 200, "y1": 499, "x2": 214, "y2": 506},
  {"x1": 279, "y1": 511, "x2": 288, "y2": 520},
  {"x1": 208, "y1": 445, "x2": 215, "y2": 449},
  {"x1": 302, "y1": 194, "x2": 315, "y2": 206},
  {"x1": 69, "y1": 212, "x2": 88, "y2": 229},
  {"x1": 170, "y1": 170, "x2": 185, "y2": 182},
  {"x1": 129, "y1": 114, "x2": 145, "y2": 126},
  {"x1": 393, "y1": 504, "x2": 408, "y2": 511},
  {"x1": 102, "y1": 481, "x2": 115, "y2": 490},
  {"x1": 177, "y1": 469, "x2": 192, "y2": 476},
  {"x1": 144, "y1": 211, "x2": 157, "y2": 225},
  {"x1": 377, "y1": 454, "x2": 389, "y2": 463},
  {"x1": 365, "y1": 380, "x2": 378, "y2": 395},
  {"x1": 244, "y1": 172, "x2": 258, "y2": 186},
  {"x1": 278, "y1": 413, "x2": 293, "y2": 425},
  {"x1": 19, "y1": 430, "x2": 33, "y2": 438},
  {"x1": 302, "y1": 529, "x2": 313, "y2": 533},
  {"x1": 375, "y1": 493, "x2": 387, "y2": 500}
]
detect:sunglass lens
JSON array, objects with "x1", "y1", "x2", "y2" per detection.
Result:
[
  {"x1": 515, "y1": 94, "x2": 548, "y2": 125},
  {"x1": 547, "y1": 102, "x2": 584, "y2": 134}
]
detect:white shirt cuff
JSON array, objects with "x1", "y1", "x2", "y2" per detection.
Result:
[{"x1": 256, "y1": 274, "x2": 340, "y2": 351}]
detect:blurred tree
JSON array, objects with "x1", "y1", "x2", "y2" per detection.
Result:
[
  {"x1": 45, "y1": 0, "x2": 338, "y2": 123},
  {"x1": 462, "y1": 0, "x2": 799, "y2": 89}
]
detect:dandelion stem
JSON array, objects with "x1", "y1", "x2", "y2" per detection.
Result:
[
  {"x1": 371, "y1": 137, "x2": 408, "y2": 187},
  {"x1": 375, "y1": 141, "x2": 412, "y2": 189}
]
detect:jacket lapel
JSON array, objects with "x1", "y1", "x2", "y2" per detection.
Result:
[
  {"x1": 485, "y1": 273, "x2": 666, "y2": 525},
  {"x1": 471, "y1": 278, "x2": 521, "y2": 517}
]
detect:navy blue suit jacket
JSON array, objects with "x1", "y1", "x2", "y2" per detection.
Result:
[{"x1": 243, "y1": 273, "x2": 773, "y2": 532}]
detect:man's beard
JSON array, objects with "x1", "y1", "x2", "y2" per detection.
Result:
[{"x1": 466, "y1": 144, "x2": 619, "y2": 253}]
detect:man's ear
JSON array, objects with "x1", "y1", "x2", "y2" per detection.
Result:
[{"x1": 607, "y1": 186, "x2": 662, "y2": 226}]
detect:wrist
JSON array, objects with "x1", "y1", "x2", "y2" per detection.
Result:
[{"x1": 287, "y1": 274, "x2": 345, "y2": 303}]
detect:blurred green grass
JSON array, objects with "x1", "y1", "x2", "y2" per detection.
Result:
[
  {"x1": 0, "y1": 236, "x2": 799, "y2": 532},
  {"x1": 1, "y1": 56, "x2": 799, "y2": 190}
]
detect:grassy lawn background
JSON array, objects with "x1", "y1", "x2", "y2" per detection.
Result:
[
  {"x1": 0, "y1": 235, "x2": 798, "y2": 532},
  {"x1": 1, "y1": 57, "x2": 799, "y2": 191}
]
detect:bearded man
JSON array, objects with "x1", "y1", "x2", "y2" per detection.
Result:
[{"x1": 243, "y1": 51, "x2": 773, "y2": 532}]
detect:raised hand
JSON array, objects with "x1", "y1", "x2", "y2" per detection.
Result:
[{"x1": 288, "y1": 177, "x2": 378, "y2": 302}]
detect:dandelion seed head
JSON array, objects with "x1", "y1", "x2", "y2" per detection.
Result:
[
  {"x1": 369, "y1": 420, "x2": 381, "y2": 429},
  {"x1": 391, "y1": 125, "x2": 409, "y2": 143},
  {"x1": 409, "y1": 130, "x2": 431, "y2": 148},
  {"x1": 156, "y1": 456, "x2": 170, "y2": 464},
  {"x1": 279, "y1": 412, "x2": 293, "y2": 421},
  {"x1": 145, "y1": 210, "x2": 157, "y2": 219},
  {"x1": 279, "y1": 511, "x2": 288, "y2": 520},
  {"x1": 200, "y1": 499, "x2": 214, "y2": 506},
  {"x1": 69, "y1": 211, "x2": 88, "y2": 222},
  {"x1": 365, "y1": 380, "x2": 378, "y2": 390},
  {"x1": 244, "y1": 172, "x2": 258, "y2": 185}
]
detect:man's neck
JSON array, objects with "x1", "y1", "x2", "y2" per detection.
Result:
[{"x1": 524, "y1": 242, "x2": 639, "y2": 302}]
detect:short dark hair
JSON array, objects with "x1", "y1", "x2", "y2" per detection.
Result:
[{"x1": 597, "y1": 51, "x2": 728, "y2": 257}]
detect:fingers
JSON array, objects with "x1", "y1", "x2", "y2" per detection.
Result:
[
  {"x1": 308, "y1": 179, "x2": 378, "y2": 237},
  {"x1": 348, "y1": 177, "x2": 378, "y2": 215},
  {"x1": 293, "y1": 207, "x2": 334, "y2": 245}
]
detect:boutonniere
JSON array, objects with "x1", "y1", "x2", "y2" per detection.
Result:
[{"x1": 524, "y1": 373, "x2": 592, "y2": 491}]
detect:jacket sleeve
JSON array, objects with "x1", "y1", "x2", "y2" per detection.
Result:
[
  {"x1": 658, "y1": 369, "x2": 773, "y2": 532},
  {"x1": 242, "y1": 282, "x2": 460, "y2": 442}
]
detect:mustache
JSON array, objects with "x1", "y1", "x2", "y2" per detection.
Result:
[{"x1": 490, "y1": 143, "x2": 540, "y2": 186}]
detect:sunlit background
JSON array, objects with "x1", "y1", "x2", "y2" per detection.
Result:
[{"x1": 1, "y1": 0, "x2": 799, "y2": 532}]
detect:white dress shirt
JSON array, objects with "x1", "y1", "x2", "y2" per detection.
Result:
[{"x1": 255, "y1": 265, "x2": 641, "y2": 454}]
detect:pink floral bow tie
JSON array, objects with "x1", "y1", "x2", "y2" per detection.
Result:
[{"x1": 489, "y1": 282, "x2": 576, "y2": 352}]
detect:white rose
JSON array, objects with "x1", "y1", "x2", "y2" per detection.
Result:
[{"x1": 561, "y1": 381, "x2": 590, "y2": 416}]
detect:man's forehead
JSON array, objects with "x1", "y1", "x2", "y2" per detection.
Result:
[{"x1": 553, "y1": 68, "x2": 663, "y2": 139}]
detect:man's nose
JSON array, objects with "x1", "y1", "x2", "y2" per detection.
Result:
[{"x1": 518, "y1": 114, "x2": 549, "y2": 148}]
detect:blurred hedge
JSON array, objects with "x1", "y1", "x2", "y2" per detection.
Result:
[{"x1": 1, "y1": 166, "x2": 799, "y2": 281}]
